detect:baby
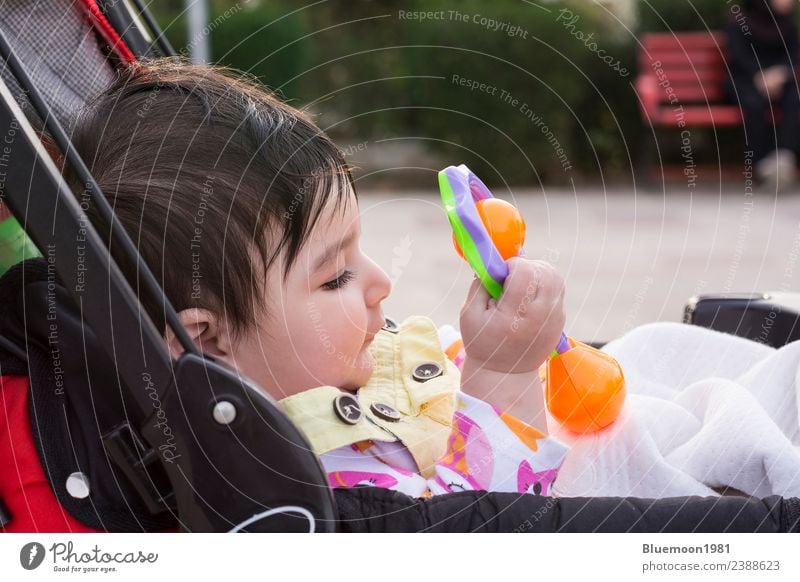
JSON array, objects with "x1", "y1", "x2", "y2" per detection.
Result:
[{"x1": 70, "y1": 59, "x2": 570, "y2": 498}]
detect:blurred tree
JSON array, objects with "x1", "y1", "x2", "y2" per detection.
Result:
[
  {"x1": 148, "y1": 0, "x2": 640, "y2": 185},
  {"x1": 150, "y1": 0, "x2": 310, "y2": 99},
  {"x1": 296, "y1": 0, "x2": 637, "y2": 184}
]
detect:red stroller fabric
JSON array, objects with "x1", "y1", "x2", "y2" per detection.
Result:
[{"x1": 1, "y1": 374, "x2": 97, "y2": 532}]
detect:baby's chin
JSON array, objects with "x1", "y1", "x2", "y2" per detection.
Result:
[{"x1": 338, "y1": 347, "x2": 375, "y2": 392}]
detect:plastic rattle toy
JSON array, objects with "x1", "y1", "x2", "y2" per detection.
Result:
[{"x1": 438, "y1": 164, "x2": 626, "y2": 433}]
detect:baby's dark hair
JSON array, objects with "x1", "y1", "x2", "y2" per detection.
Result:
[{"x1": 68, "y1": 58, "x2": 352, "y2": 337}]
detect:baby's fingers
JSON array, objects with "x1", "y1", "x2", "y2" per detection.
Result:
[
  {"x1": 461, "y1": 276, "x2": 491, "y2": 318},
  {"x1": 531, "y1": 262, "x2": 565, "y2": 306},
  {"x1": 496, "y1": 257, "x2": 542, "y2": 313}
]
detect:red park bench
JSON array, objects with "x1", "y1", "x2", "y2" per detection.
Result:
[
  {"x1": 636, "y1": 32, "x2": 740, "y2": 128},
  {"x1": 635, "y1": 32, "x2": 742, "y2": 184}
]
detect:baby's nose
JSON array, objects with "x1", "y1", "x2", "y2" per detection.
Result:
[{"x1": 365, "y1": 259, "x2": 391, "y2": 306}]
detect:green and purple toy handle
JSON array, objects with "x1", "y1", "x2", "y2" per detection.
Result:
[{"x1": 438, "y1": 164, "x2": 570, "y2": 358}]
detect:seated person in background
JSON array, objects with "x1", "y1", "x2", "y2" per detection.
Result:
[{"x1": 726, "y1": 0, "x2": 799, "y2": 190}]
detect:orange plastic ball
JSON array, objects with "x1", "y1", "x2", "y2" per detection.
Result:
[
  {"x1": 545, "y1": 340, "x2": 626, "y2": 433},
  {"x1": 452, "y1": 198, "x2": 526, "y2": 260}
]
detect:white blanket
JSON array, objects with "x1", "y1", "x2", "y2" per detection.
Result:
[{"x1": 550, "y1": 322, "x2": 800, "y2": 499}]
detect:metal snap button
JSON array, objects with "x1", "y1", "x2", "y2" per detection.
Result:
[
  {"x1": 412, "y1": 361, "x2": 443, "y2": 382},
  {"x1": 381, "y1": 317, "x2": 399, "y2": 333},
  {"x1": 212, "y1": 400, "x2": 237, "y2": 425},
  {"x1": 66, "y1": 472, "x2": 91, "y2": 499},
  {"x1": 370, "y1": 402, "x2": 401, "y2": 422},
  {"x1": 333, "y1": 393, "x2": 363, "y2": 425}
]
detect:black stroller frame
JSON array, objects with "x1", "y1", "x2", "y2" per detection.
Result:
[
  {"x1": 0, "y1": 0, "x2": 335, "y2": 533},
  {"x1": 0, "y1": 0, "x2": 797, "y2": 533}
]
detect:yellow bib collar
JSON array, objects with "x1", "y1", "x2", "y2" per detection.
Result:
[{"x1": 279, "y1": 315, "x2": 459, "y2": 478}]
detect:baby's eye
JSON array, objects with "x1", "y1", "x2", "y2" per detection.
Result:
[{"x1": 322, "y1": 270, "x2": 355, "y2": 290}]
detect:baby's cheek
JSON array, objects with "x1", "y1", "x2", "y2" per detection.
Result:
[
  {"x1": 330, "y1": 303, "x2": 369, "y2": 363},
  {"x1": 293, "y1": 292, "x2": 370, "y2": 385},
  {"x1": 301, "y1": 314, "x2": 343, "y2": 362}
]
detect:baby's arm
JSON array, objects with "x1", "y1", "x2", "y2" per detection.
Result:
[
  {"x1": 458, "y1": 257, "x2": 565, "y2": 431},
  {"x1": 460, "y1": 360, "x2": 548, "y2": 433}
]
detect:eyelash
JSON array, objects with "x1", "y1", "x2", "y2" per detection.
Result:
[{"x1": 322, "y1": 270, "x2": 355, "y2": 291}]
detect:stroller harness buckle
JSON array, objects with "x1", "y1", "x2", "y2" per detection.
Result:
[{"x1": 102, "y1": 421, "x2": 176, "y2": 515}]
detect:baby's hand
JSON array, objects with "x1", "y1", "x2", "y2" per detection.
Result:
[{"x1": 460, "y1": 257, "x2": 565, "y2": 375}]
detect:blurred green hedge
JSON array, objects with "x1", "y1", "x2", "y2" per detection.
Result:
[
  {"x1": 149, "y1": 0, "x2": 745, "y2": 186},
  {"x1": 150, "y1": 0, "x2": 309, "y2": 98}
]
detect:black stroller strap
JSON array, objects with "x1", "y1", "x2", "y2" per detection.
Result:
[{"x1": 0, "y1": 258, "x2": 177, "y2": 531}]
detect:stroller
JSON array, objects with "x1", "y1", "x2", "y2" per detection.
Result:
[{"x1": 0, "y1": 0, "x2": 798, "y2": 533}]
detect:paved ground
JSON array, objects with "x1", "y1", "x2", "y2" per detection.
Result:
[{"x1": 358, "y1": 186, "x2": 800, "y2": 342}]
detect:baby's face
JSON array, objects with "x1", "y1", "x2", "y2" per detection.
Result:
[{"x1": 230, "y1": 186, "x2": 391, "y2": 400}]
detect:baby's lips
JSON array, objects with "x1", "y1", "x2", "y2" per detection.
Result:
[
  {"x1": 363, "y1": 319, "x2": 385, "y2": 344},
  {"x1": 370, "y1": 319, "x2": 385, "y2": 337}
]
